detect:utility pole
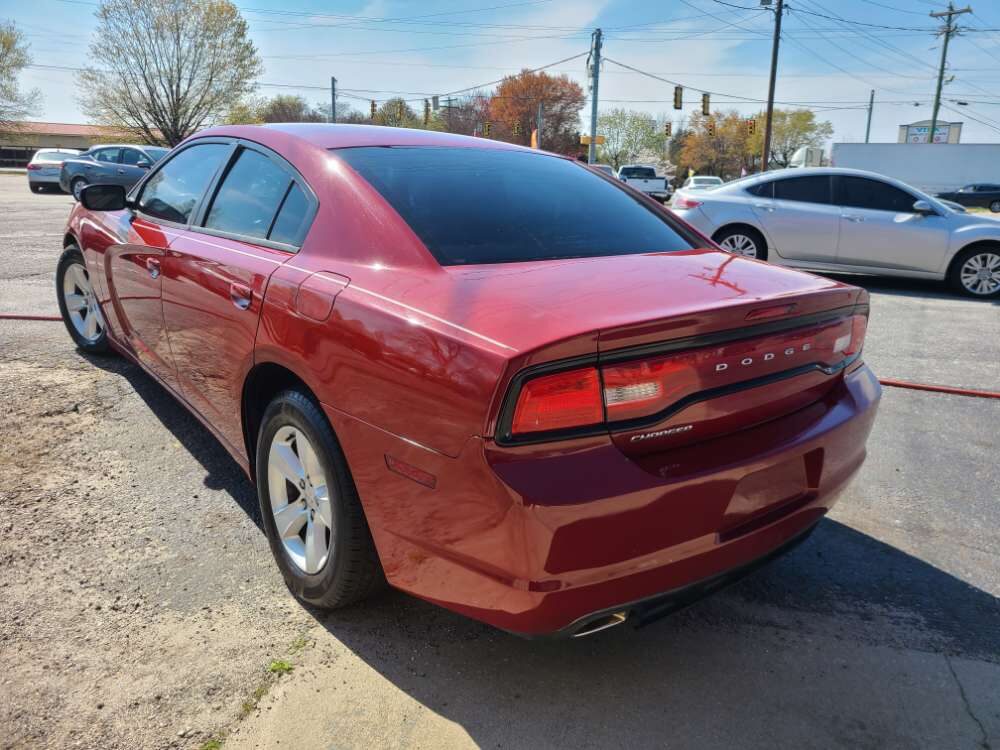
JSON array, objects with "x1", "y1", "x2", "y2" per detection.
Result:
[
  {"x1": 930, "y1": 3, "x2": 971, "y2": 144},
  {"x1": 865, "y1": 89, "x2": 874, "y2": 143},
  {"x1": 587, "y1": 28, "x2": 602, "y2": 164},
  {"x1": 330, "y1": 77, "x2": 337, "y2": 123},
  {"x1": 536, "y1": 101, "x2": 544, "y2": 149},
  {"x1": 761, "y1": 0, "x2": 784, "y2": 173}
]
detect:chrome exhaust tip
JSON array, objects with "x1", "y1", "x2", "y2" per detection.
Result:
[{"x1": 571, "y1": 611, "x2": 628, "y2": 638}]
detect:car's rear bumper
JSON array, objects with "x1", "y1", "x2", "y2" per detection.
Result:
[
  {"x1": 28, "y1": 173, "x2": 61, "y2": 185},
  {"x1": 328, "y1": 363, "x2": 881, "y2": 637}
]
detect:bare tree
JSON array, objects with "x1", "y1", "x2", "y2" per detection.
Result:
[
  {"x1": 78, "y1": 0, "x2": 261, "y2": 145},
  {"x1": 0, "y1": 21, "x2": 41, "y2": 129}
]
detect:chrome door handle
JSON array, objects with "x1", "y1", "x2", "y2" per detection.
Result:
[
  {"x1": 844, "y1": 214, "x2": 864, "y2": 222},
  {"x1": 230, "y1": 283, "x2": 252, "y2": 310},
  {"x1": 117, "y1": 168, "x2": 126, "y2": 174},
  {"x1": 145, "y1": 257, "x2": 160, "y2": 279},
  {"x1": 753, "y1": 203, "x2": 775, "y2": 212}
]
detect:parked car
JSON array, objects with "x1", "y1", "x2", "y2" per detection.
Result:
[
  {"x1": 935, "y1": 183, "x2": 1000, "y2": 213},
  {"x1": 590, "y1": 163, "x2": 615, "y2": 178},
  {"x1": 57, "y1": 125, "x2": 880, "y2": 637},
  {"x1": 618, "y1": 164, "x2": 670, "y2": 202},
  {"x1": 25, "y1": 148, "x2": 81, "y2": 192},
  {"x1": 59, "y1": 143, "x2": 170, "y2": 200},
  {"x1": 671, "y1": 167, "x2": 1000, "y2": 298},
  {"x1": 679, "y1": 175, "x2": 724, "y2": 192}
]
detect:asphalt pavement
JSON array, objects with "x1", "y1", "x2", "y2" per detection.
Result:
[{"x1": 0, "y1": 174, "x2": 997, "y2": 750}]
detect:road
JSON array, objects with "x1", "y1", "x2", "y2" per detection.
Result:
[{"x1": 0, "y1": 174, "x2": 997, "y2": 750}]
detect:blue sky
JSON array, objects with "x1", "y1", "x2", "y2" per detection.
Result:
[{"x1": 5, "y1": 0, "x2": 1000, "y2": 144}]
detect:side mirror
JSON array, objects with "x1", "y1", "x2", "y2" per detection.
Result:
[
  {"x1": 80, "y1": 183, "x2": 128, "y2": 211},
  {"x1": 136, "y1": 159, "x2": 151, "y2": 168},
  {"x1": 912, "y1": 199, "x2": 937, "y2": 215}
]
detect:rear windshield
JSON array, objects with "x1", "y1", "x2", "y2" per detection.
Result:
[
  {"x1": 620, "y1": 166, "x2": 656, "y2": 179},
  {"x1": 32, "y1": 151, "x2": 79, "y2": 162},
  {"x1": 334, "y1": 147, "x2": 693, "y2": 265}
]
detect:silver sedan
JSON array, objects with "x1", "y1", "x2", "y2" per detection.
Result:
[{"x1": 671, "y1": 167, "x2": 1000, "y2": 298}]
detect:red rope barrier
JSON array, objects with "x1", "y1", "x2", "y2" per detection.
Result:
[
  {"x1": 0, "y1": 313, "x2": 61, "y2": 321},
  {"x1": 879, "y1": 378, "x2": 1000, "y2": 400}
]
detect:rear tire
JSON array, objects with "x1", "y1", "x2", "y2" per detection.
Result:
[
  {"x1": 30, "y1": 183, "x2": 43, "y2": 193},
  {"x1": 56, "y1": 246, "x2": 111, "y2": 354},
  {"x1": 990, "y1": 200, "x2": 1000, "y2": 213},
  {"x1": 71, "y1": 177, "x2": 87, "y2": 202},
  {"x1": 256, "y1": 389, "x2": 385, "y2": 609},
  {"x1": 948, "y1": 245, "x2": 1000, "y2": 299},
  {"x1": 713, "y1": 226, "x2": 768, "y2": 260}
]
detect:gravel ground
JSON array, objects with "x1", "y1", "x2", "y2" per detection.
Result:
[{"x1": 1, "y1": 175, "x2": 997, "y2": 750}]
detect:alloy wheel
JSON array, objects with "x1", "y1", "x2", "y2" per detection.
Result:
[
  {"x1": 267, "y1": 425, "x2": 334, "y2": 574},
  {"x1": 72, "y1": 180, "x2": 86, "y2": 201},
  {"x1": 719, "y1": 233, "x2": 759, "y2": 258},
  {"x1": 62, "y1": 262, "x2": 105, "y2": 342},
  {"x1": 959, "y1": 252, "x2": 1000, "y2": 296},
  {"x1": 990, "y1": 200, "x2": 1000, "y2": 213}
]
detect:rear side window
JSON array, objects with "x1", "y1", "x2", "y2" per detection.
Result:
[
  {"x1": 746, "y1": 181, "x2": 773, "y2": 198},
  {"x1": 772, "y1": 175, "x2": 832, "y2": 204},
  {"x1": 335, "y1": 147, "x2": 694, "y2": 265},
  {"x1": 138, "y1": 143, "x2": 231, "y2": 224},
  {"x1": 835, "y1": 176, "x2": 915, "y2": 213},
  {"x1": 269, "y1": 183, "x2": 311, "y2": 245},
  {"x1": 204, "y1": 148, "x2": 291, "y2": 240},
  {"x1": 93, "y1": 148, "x2": 120, "y2": 163}
]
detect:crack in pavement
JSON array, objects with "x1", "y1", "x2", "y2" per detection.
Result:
[{"x1": 946, "y1": 654, "x2": 992, "y2": 750}]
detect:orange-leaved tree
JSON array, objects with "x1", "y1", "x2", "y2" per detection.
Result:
[{"x1": 487, "y1": 70, "x2": 585, "y2": 154}]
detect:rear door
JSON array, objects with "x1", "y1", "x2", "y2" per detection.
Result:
[
  {"x1": 750, "y1": 175, "x2": 840, "y2": 262},
  {"x1": 108, "y1": 140, "x2": 233, "y2": 390},
  {"x1": 84, "y1": 147, "x2": 121, "y2": 182},
  {"x1": 833, "y1": 175, "x2": 950, "y2": 272},
  {"x1": 163, "y1": 141, "x2": 317, "y2": 453}
]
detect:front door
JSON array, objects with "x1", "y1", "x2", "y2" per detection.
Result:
[
  {"x1": 163, "y1": 144, "x2": 313, "y2": 453},
  {"x1": 833, "y1": 175, "x2": 951, "y2": 272},
  {"x1": 751, "y1": 174, "x2": 840, "y2": 262}
]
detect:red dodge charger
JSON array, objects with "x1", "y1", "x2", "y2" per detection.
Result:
[{"x1": 57, "y1": 125, "x2": 880, "y2": 637}]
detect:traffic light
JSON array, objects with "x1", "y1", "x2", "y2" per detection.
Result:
[
  {"x1": 673, "y1": 86, "x2": 683, "y2": 110},
  {"x1": 664, "y1": 121, "x2": 672, "y2": 137},
  {"x1": 746, "y1": 118, "x2": 757, "y2": 136},
  {"x1": 483, "y1": 121, "x2": 492, "y2": 137},
  {"x1": 702, "y1": 93, "x2": 710, "y2": 116},
  {"x1": 424, "y1": 99, "x2": 430, "y2": 126},
  {"x1": 706, "y1": 119, "x2": 716, "y2": 137},
  {"x1": 370, "y1": 100, "x2": 377, "y2": 119}
]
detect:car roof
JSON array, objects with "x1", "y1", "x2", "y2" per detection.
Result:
[{"x1": 192, "y1": 123, "x2": 535, "y2": 154}]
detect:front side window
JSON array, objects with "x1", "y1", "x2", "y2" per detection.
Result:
[
  {"x1": 137, "y1": 143, "x2": 230, "y2": 224},
  {"x1": 335, "y1": 147, "x2": 695, "y2": 265},
  {"x1": 772, "y1": 175, "x2": 832, "y2": 204},
  {"x1": 835, "y1": 176, "x2": 916, "y2": 213},
  {"x1": 203, "y1": 148, "x2": 291, "y2": 240},
  {"x1": 120, "y1": 148, "x2": 145, "y2": 166}
]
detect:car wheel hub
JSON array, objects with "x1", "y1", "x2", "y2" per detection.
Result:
[
  {"x1": 719, "y1": 234, "x2": 758, "y2": 258},
  {"x1": 960, "y1": 252, "x2": 1000, "y2": 295},
  {"x1": 267, "y1": 425, "x2": 334, "y2": 574},
  {"x1": 62, "y1": 262, "x2": 105, "y2": 342}
]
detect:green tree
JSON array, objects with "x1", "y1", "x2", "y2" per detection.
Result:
[
  {"x1": 597, "y1": 108, "x2": 666, "y2": 170},
  {"x1": 78, "y1": 0, "x2": 262, "y2": 145},
  {"x1": 373, "y1": 97, "x2": 421, "y2": 128},
  {"x1": 0, "y1": 21, "x2": 40, "y2": 128},
  {"x1": 755, "y1": 109, "x2": 834, "y2": 168}
]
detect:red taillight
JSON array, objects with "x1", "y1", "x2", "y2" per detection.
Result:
[
  {"x1": 511, "y1": 367, "x2": 603, "y2": 434},
  {"x1": 26, "y1": 164, "x2": 41, "y2": 170},
  {"x1": 845, "y1": 314, "x2": 867, "y2": 356},
  {"x1": 602, "y1": 352, "x2": 699, "y2": 423},
  {"x1": 673, "y1": 195, "x2": 703, "y2": 210}
]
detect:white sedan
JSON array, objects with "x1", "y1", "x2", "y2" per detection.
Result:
[{"x1": 671, "y1": 167, "x2": 1000, "y2": 298}]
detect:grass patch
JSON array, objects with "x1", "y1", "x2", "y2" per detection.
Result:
[
  {"x1": 268, "y1": 659, "x2": 294, "y2": 676},
  {"x1": 198, "y1": 740, "x2": 224, "y2": 750},
  {"x1": 288, "y1": 634, "x2": 310, "y2": 655}
]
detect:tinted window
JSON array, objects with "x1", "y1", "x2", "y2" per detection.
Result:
[
  {"x1": 269, "y1": 183, "x2": 311, "y2": 245},
  {"x1": 92, "y1": 148, "x2": 119, "y2": 163},
  {"x1": 120, "y1": 148, "x2": 145, "y2": 166},
  {"x1": 746, "y1": 181, "x2": 773, "y2": 198},
  {"x1": 836, "y1": 176, "x2": 915, "y2": 213},
  {"x1": 620, "y1": 167, "x2": 656, "y2": 179},
  {"x1": 138, "y1": 143, "x2": 230, "y2": 224},
  {"x1": 773, "y1": 175, "x2": 832, "y2": 204},
  {"x1": 145, "y1": 147, "x2": 169, "y2": 162},
  {"x1": 335, "y1": 147, "x2": 694, "y2": 265},
  {"x1": 976, "y1": 184, "x2": 1000, "y2": 192},
  {"x1": 204, "y1": 149, "x2": 291, "y2": 240}
]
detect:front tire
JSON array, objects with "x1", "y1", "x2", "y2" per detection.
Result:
[
  {"x1": 56, "y1": 246, "x2": 111, "y2": 353},
  {"x1": 989, "y1": 200, "x2": 1000, "y2": 213},
  {"x1": 949, "y1": 245, "x2": 1000, "y2": 299},
  {"x1": 256, "y1": 390, "x2": 384, "y2": 609},
  {"x1": 713, "y1": 226, "x2": 768, "y2": 260}
]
